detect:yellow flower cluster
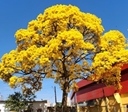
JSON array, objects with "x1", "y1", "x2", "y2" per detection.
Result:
[
  {"x1": 42, "y1": 4, "x2": 104, "y2": 36},
  {"x1": 1, "y1": 50, "x2": 17, "y2": 67},
  {"x1": 100, "y1": 30, "x2": 126, "y2": 51},
  {"x1": 57, "y1": 29, "x2": 94, "y2": 49},
  {"x1": 17, "y1": 77, "x2": 24, "y2": 83},
  {"x1": 9, "y1": 76, "x2": 18, "y2": 88},
  {"x1": 79, "y1": 13, "x2": 104, "y2": 36},
  {"x1": 103, "y1": 66, "x2": 122, "y2": 89}
]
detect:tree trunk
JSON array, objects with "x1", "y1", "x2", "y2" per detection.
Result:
[{"x1": 61, "y1": 88, "x2": 68, "y2": 112}]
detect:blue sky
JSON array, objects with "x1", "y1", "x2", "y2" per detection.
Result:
[{"x1": 0, "y1": 0, "x2": 128, "y2": 104}]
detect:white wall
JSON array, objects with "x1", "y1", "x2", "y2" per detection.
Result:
[
  {"x1": 32, "y1": 102, "x2": 47, "y2": 112},
  {"x1": 0, "y1": 102, "x2": 9, "y2": 112},
  {"x1": 0, "y1": 103, "x2": 4, "y2": 112}
]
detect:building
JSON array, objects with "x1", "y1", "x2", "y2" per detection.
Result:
[
  {"x1": 71, "y1": 64, "x2": 128, "y2": 112},
  {"x1": 0, "y1": 101, "x2": 7, "y2": 112},
  {"x1": 0, "y1": 100, "x2": 48, "y2": 112}
]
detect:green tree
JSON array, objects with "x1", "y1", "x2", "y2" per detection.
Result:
[
  {"x1": 0, "y1": 4, "x2": 128, "y2": 111},
  {"x1": 5, "y1": 92, "x2": 36, "y2": 112}
]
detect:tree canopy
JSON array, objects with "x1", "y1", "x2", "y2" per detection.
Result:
[
  {"x1": 5, "y1": 92, "x2": 36, "y2": 112},
  {"x1": 0, "y1": 4, "x2": 128, "y2": 109}
]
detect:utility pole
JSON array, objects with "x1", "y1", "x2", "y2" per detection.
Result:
[
  {"x1": 54, "y1": 86, "x2": 57, "y2": 104},
  {"x1": 54, "y1": 86, "x2": 57, "y2": 112}
]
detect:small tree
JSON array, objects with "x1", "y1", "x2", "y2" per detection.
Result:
[
  {"x1": 0, "y1": 4, "x2": 128, "y2": 111},
  {"x1": 5, "y1": 92, "x2": 36, "y2": 112}
]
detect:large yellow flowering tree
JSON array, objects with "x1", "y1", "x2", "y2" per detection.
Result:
[{"x1": 0, "y1": 4, "x2": 128, "y2": 111}]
